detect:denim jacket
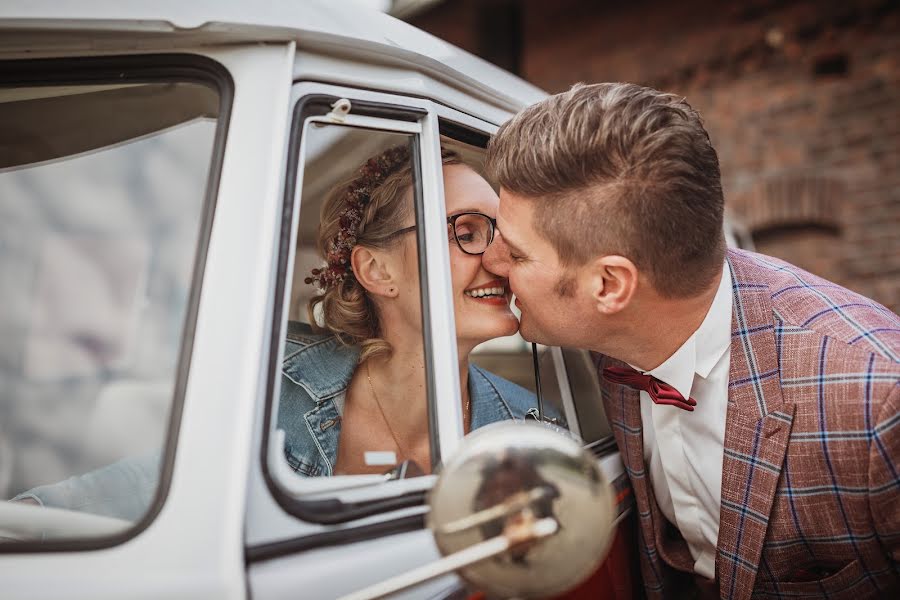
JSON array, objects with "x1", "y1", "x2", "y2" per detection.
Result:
[
  {"x1": 14, "y1": 324, "x2": 539, "y2": 517},
  {"x1": 278, "y1": 323, "x2": 539, "y2": 476}
]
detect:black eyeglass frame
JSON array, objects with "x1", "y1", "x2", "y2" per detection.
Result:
[{"x1": 388, "y1": 212, "x2": 497, "y2": 256}]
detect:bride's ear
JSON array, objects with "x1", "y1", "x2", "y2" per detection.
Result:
[{"x1": 351, "y1": 245, "x2": 399, "y2": 298}]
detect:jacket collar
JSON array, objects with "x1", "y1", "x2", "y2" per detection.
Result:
[
  {"x1": 716, "y1": 249, "x2": 795, "y2": 600},
  {"x1": 469, "y1": 364, "x2": 517, "y2": 428},
  {"x1": 283, "y1": 336, "x2": 514, "y2": 417},
  {"x1": 282, "y1": 334, "x2": 359, "y2": 402}
]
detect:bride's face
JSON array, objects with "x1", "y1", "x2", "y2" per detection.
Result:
[
  {"x1": 442, "y1": 164, "x2": 518, "y2": 349},
  {"x1": 387, "y1": 164, "x2": 518, "y2": 352},
  {"x1": 441, "y1": 164, "x2": 519, "y2": 350}
]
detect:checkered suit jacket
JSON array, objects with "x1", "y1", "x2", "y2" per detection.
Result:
[{"x1": 596, "y1": 249, "x2": 900, "y2": 599}]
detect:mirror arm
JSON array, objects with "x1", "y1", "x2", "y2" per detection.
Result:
[
  {"x1": 438, "y1": 487, "x2": 554, "y2": 535},
  {"x1": 337, "y1": 517, "x2": 559, "y2": 600}
]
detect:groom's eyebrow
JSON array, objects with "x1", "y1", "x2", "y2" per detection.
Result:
[
  {"x1": 500, "y1": 232, "x2": 527, "y2": 256},
  {"x1": 496, "y1": 214, "x2": 527, "y2": 256}
]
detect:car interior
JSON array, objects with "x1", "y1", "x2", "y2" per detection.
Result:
[{"x1": 0, "y1": 82, "x2": 219, "y2": 521}]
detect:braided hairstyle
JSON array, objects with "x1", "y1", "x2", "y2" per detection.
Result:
[{"x1": 307, "y1": 145, "x2": 460, "y2": 361}]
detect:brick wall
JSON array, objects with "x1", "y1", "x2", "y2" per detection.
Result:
[{"x1": 412, "y1": 0, "x2": 900, "y2": 312}]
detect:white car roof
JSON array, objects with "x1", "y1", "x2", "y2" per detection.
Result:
[{"x1": 0, "y1": 0, "x2": 546, "y2": 118}]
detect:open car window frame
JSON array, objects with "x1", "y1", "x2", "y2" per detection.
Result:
[
  {"x1": 257, "y1": 83, "x2": 467, "y2": 528},
  {"x1": 251, "y1": 81, "x2": 586, "y2": 544}
]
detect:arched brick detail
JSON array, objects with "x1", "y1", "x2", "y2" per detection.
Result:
[{"x1": 730, "y1": 173, "x2": 844, "y2": 235}]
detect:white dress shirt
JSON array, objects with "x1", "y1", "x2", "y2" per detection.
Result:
[{"x1": 637, "y1": 262, "x2": 732, "y2": 579}]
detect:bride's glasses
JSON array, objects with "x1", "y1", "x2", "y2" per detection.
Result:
[{"x1": 388, "y1": 212, "x2": 496, "y2": 256}]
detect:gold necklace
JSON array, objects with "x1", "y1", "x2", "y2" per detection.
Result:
[
  {"x1": 364, "y1": 362, "x2": 471, "y2": 462},
  {"x1": 366, "y1": 360, "x2": 410, "y2": 459}
]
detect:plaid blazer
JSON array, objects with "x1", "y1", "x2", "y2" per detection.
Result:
[{"x1": 596, "y1": 249, "x2": 900, "y2": 599}]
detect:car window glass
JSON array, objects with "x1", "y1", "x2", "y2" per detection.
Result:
[
  {"x1": 0, "y1": 80, "x2": 220, "y2": 543},
  {"x1": 274, "y1": 123, "x2": 432, "y2": 480},
  {"x1": 559, "y1": 348, "x2": 612, "y2": 444}
]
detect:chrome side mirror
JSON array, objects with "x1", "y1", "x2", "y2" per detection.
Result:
[{"x1": 341, "y1": 421, "x2": 615, "y2": 600}]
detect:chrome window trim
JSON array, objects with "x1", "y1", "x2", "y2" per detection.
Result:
[
  {"x1": 417, "y1": 107, "x2": 463, "y2": 464},
  {"x1": 254, "y1": 82, "x2": 575, "y2": 536}
]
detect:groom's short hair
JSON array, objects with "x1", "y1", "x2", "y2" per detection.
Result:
[{"x1": 486, "y1": 82, "x2": 726, "y2": 298}]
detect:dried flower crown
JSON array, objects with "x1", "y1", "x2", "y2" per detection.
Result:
[{"x1": 305, "y1": 145, "x2": 411, "y2": 291}]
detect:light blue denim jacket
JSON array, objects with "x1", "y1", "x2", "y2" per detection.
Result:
[
  {"x1": 278, "y1": 323, "x2": 539, "y2": 476},
  {"x1": 14, "y1": 324, "x2": 539, "y2": 518}
]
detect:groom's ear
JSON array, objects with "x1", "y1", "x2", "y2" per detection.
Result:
[{"x1": 587, "y1": 255, "x2": 638, "y2": 314}]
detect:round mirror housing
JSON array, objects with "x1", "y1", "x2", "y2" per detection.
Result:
[{"x1": 428, "y1": 421, "x2": 615, "y2": 599}]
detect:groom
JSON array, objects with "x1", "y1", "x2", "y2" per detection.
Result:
[{"x1": 483, "y1": 83, "x2": 899, "y2": 599}]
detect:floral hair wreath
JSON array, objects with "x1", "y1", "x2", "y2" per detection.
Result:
[{"x1": 305, "y1": 145, "x2": 412, "y2": 291}]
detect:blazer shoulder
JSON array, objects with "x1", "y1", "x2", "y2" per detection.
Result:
[{"x1": 729, "y1": 249, "x2": 900, "y2": 364}]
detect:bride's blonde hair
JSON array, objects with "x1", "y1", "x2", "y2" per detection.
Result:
[{"x1": 307, "y1": 145, "x2": 460, "y2": 362}]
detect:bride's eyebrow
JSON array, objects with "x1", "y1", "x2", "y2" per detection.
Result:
[{"x1": 447, "y1": 208, "x2": 487, "y2": 217}]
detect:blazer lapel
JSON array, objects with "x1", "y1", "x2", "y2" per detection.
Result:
[{"x1": 716, "y1": 254, "x2": 795, "y2": 600}]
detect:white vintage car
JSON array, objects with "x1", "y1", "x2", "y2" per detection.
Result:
[{"x1": 0, "y1": 2, "x2": 635, "y2": 598}]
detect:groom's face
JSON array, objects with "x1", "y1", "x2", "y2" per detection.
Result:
[{"x1": 483, "y1": 190, "x2": 598, "y2": 348}]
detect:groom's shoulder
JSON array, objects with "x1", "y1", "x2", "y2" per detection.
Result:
[{"x1": 728, "y1": 248, "x2": 900, "y2": 363}]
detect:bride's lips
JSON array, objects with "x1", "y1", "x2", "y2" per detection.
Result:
[{"x1": 464, "y1": 278, "x2": 511, "y2": 306}]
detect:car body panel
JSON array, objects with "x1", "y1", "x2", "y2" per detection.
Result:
[{"x1": 0, "y1": 0, "x2": 544, "y2": 121}]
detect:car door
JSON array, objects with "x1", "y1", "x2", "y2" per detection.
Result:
[{"x1": 0, "y1": 43, "x2": 296, "y2": 599}]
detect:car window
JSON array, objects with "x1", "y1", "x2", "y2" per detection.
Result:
[
  {"x1": 263, "y1": 97, "x2": 566, "y2": 514},
  {"x1": 0, "y1": 74, "x2": 223, "y2": 544},
  {"x1": 273, "y1": 120, "x2": 433, "y2": 481}
]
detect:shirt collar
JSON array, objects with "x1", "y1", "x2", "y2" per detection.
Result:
[
  {"x1": 282, "y1": 334, "x2": 360, "y2": 401},
  {"x1": 645, "y1": 261, "x2": 732, "y2": 400},
  {"x1": 694, "y1": 262, "x2": 732, "y2": 378}
]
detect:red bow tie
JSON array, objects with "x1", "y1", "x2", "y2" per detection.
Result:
[{"x1": 602, "y1": 366, "x2": 697, "y2": 411}]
